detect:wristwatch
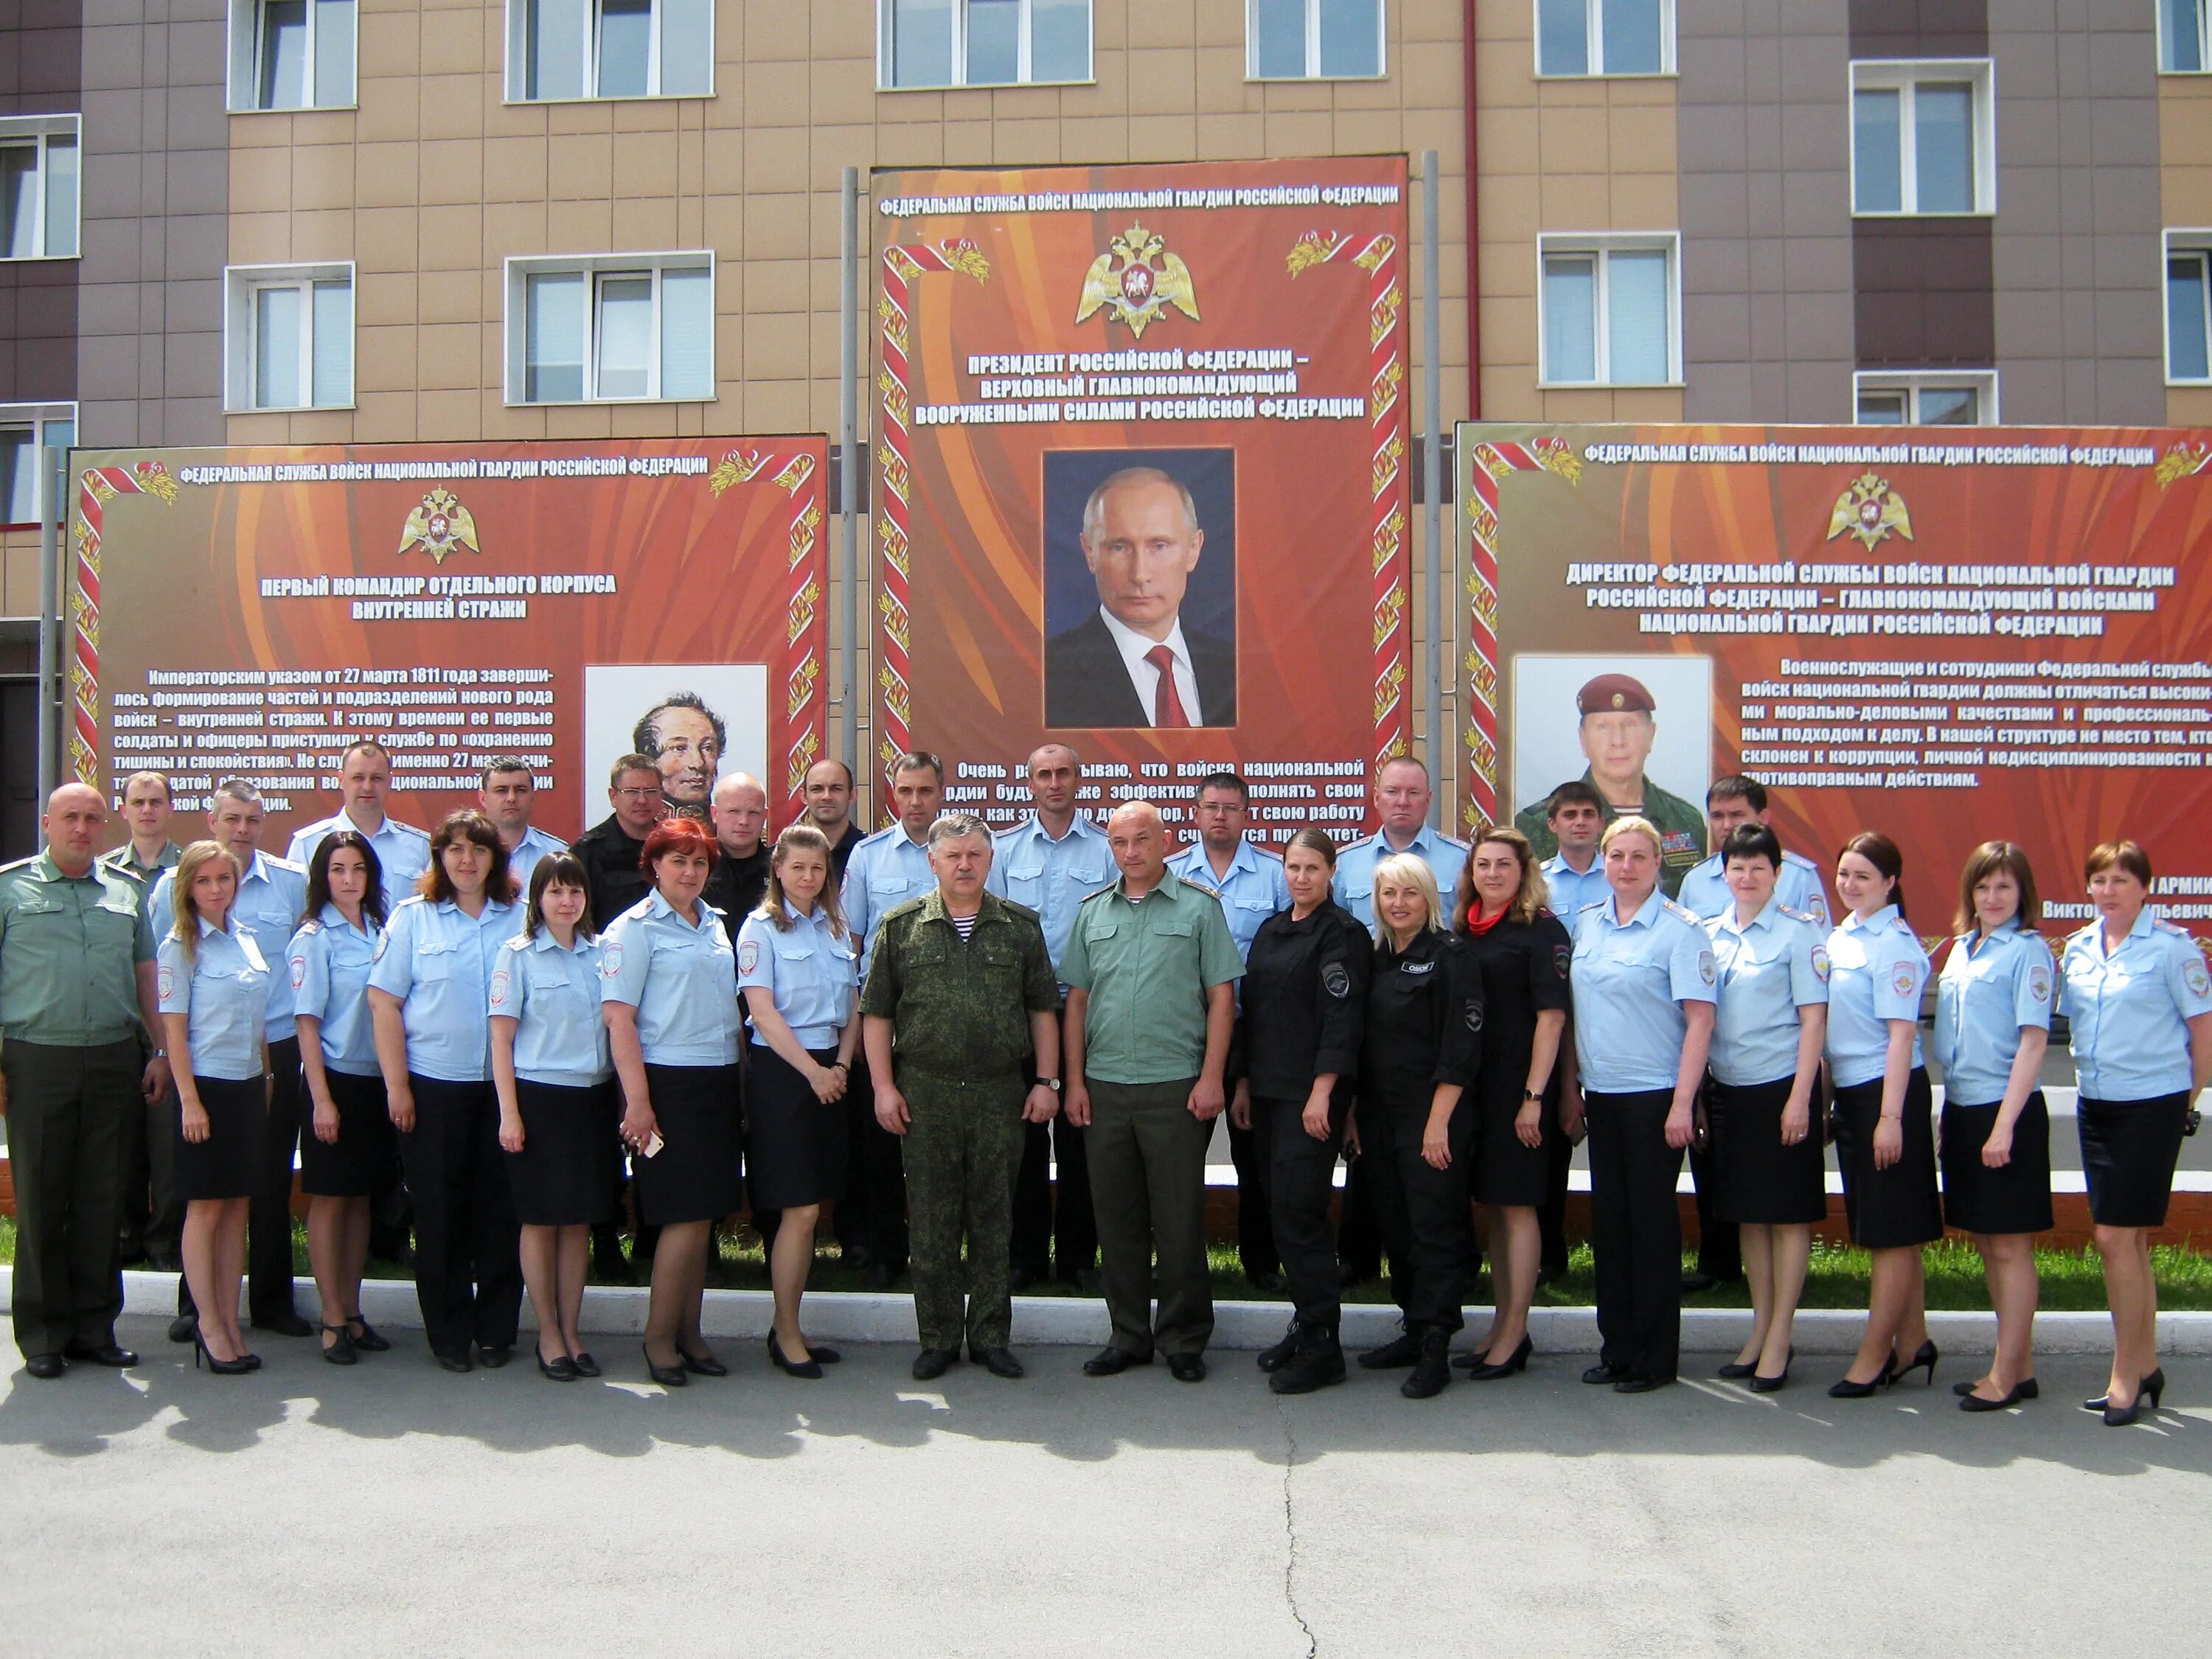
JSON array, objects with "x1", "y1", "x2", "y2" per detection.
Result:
[
  {"x1": 1522, "y1": 1088, "x2": 1545, "y2": 1102},
  {"x1": 1037, "y1": 1077, "x2": 1062, "y2": 1091}
]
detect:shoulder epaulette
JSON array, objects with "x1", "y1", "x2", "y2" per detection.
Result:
[
  {"x1": 0, "y1": 855, "x2": 37, "y2": 877},
  {"x1": 296, "y1": 918, "x2": 322, "y2": 936},
  {"x1": 2154, "y1": 918, "x2": 2191, "y2": 938},
  {"x1": 1662, "y1": 899, "x2": 1699, "y2": 923},
  {"x1": 265, "y1": 853, "x2": 306, "y2": 875},
  {"x1": 878, "y1": 894, "x2": 930, "y2": 927},
  {"x1": 391, "y1": 894, "x2": 427, "y2": 911},
  {"x1": 388, "y1": 820, "x2": 431, "y2": 840},
  {"x1": 1778, "y1": 905, "x2": 1815, "y2": 924},
  {"x1": 1781, "y1": 849, "x2": 1818, "y2": 870},
  {"x1": 1576, "y1": 898, "x2": 1605, "y2": 913}
]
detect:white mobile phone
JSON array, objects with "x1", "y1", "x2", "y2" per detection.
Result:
[{"x1": 641, "y1": 1130, "x2": 666, "y2": 1159}]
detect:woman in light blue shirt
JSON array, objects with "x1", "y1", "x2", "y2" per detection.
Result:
[
  {"x1": 600, "y1": 815, "x2": 742, "y2": 1388},
  {"x1": 1565, "y1": 817, "x2": 1715, "y2": 1394},
  {"x1": 2059, "y1": 839, "x2": 2212, "y2": 1426},
  {"x1": 493, "y1": 852, "x2": 616, "y2": 1383},
  {"x1": 1822, "y1": 832, "x2": 1939, "y2": 1399},
  {"x1": 366, "y1": 810, "x2": 524, "y2": 1374},
  {"x1": 156, "y1": 841, "x2": 270, "y2": 1375},
  {"x1": 737, "y1": 824, "x2": 860, "y2": 1381},
  {"x1": 287, "y1": 830, "x2": 396, "y2": 1366},
  {"x1": 1701, "y1": 823, "x2": 1828, "y2": 1393},
  {"x1": 1933, "y1": 841, "x2": 2055, "y2": 1413}
]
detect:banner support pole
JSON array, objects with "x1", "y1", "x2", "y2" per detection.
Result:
[
  {"x1": 838, "y1": 165, "x2": 860, "y2": 799},
  {"x1": 35, "y1": 444, "x2": 63, "y2": 805},
  {"x1": 1422, "y1": 148, "x2": 1443, "y2": 828}
]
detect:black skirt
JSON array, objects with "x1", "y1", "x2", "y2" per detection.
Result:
[
  {"x1": 744, "y1": 1044, "x2": 849, "y2": 1211},
  {"x1": 175, "y1": 1074, "x2": 266, "y2": 1202},
  {"x1": 507, "y1": 1079, "x2": 620, "y2": 1226},
  {"x1": 1830, "y1": 1068, "x2": 1943, "y2": 1249},
  {"x1": 298, "y1": 1066, "x2": 400, "y2": 1197},
  {"x1": 2078, "y1": 1093, "x2": 2190, "y2": 1228},
  {"x1": 1939, "y1": 1091, "x2": 2053, "y2": 1235},
  {"x1": 633, "y1": 1062, "x2": 742, "y2": 1225},
  {"x1": 1471, "y1": 1077, "x2": 1557, "y2": 1208},
  {"x1": 1708, "y1": 1075, "x2": 1828, "y2": 1226}
]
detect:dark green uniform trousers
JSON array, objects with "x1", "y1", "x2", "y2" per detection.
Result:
[
  {"x1": 1085, "y1": 1077, "x2": 1214, "y2": 1359},
  {"x1": 903, "y1": 1071, "x2": 1026, "y2": 1354},
  {"x1": 3, "y1": 1039, "x2": 136, "y2": 1359}
]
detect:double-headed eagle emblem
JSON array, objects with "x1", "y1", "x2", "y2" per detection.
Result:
[
  {"x1": 1075, "y1": 223, "x2": 1200, "y2": 339},
  {"x1": 1826, "y1": 472, "x2": 1913, "y2": 550},
  {"x1": 397, "y1": 487, "x2": 479, "y2": 565}
]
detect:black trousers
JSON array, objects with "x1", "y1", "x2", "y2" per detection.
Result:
[
  {"x1": 1335, "y1": 1153, "x2": 1382, "y2": 1279},
  {"x1": 1537, "y1": 1120, "x2": 1573, "y2": 1276},
  {"x1": 832, "y1": 1051, "x2": 908, "y2": 1269},
  {"x1": 397, "y1": 1075, "x2": 522, "y2": 1358},
  {"x1": 1360, "y1": 1091, "x2": 1477, "y2": 1334},
  {"x1": 1011, "y1": 1017, "x2": 1096, "y2": 1279},
  {"x1": 1, "y1": 1039, "x2": 136, "y2": 1359},
  {"x1": 1586, "y1": 1088, "x2": 1686, "y2": 1382},
  {"x1": 175, "y1": 1036, "x2": 304, "y2": 1325},
  {"x1": 1687, "y1": 1135, "x2": 1741, "y2": 1280},
  {"x1": 118, "y1": 1032, "x2": 181, "y2": 1266},
  {"x1": 1257, "y1": 1093, "x2": 1345, "y2": 1326},
  {"x1": 1226, "y1": 1114, "x2": 1278, "y2": 1279}
]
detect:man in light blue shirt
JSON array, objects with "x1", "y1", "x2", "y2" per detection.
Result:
[
  {"x1": 1537, "y1": 779, "x2": 1610, "y2": 922},
  {"x1": 987, "y1": 742, "x2": 1114, "y2": 1291},
  {"x1": 478, "y1": 757, "x2": 566, "y2": 893},
  {"x1": 285, "y1": 740, "x2": 431, "y2": 910}
]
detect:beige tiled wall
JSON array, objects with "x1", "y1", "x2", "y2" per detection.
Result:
[{"x1": 2163, "y1": 73, "x2": 2212, "y2": 426}]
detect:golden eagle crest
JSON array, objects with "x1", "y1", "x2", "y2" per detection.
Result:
[
  {"x1": 1826, "y1": 472, "x2": 1912, "y2": 551},
  {"x1": 397, "y1": 487, "x2": 479, "y2": 565},
  {"x1": 1076, "y1": 223, "x2": 1199, "y2": 339}
]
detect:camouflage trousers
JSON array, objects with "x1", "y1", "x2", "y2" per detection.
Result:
[{"x1": 902, "y1": 1070, "x2": 1029, "y2": 1354}]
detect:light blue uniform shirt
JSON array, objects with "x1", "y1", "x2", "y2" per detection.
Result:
[
  {"x1": 150, "y1": 851, "x2": 307, "y2": 1042},
  {"x1": 1930, "y1": 922, "x2": 2054, "y2": 1106},
  {"x1": 735, "y1": 906, "x2": 858, "y2": 1050},
  {"x1": 504, "y1": 826, "x2": 568, "y2": 892},
  {"x1": 285, "y1": 808, "x2": 432, "y2": 911},
  {"x1": 1704, "y1": 897, "x2": 1829, "y2": 1088},
  {"x1": 286, "y1": 905, "x2": 382, "y2": 1077},
  {"x1": 2060, "y1": 911, "x2": 2212, "y2": 1101},
  {"x1": 987, "y1": 812, "x2": 1115, "y2": 973},
  {"x1": 366, "y1": 893, "x2": 522, "y2": 1083},
  {"x1": 490, "y1": 929, "x2": 612, "y2": 1088},
  {"x1": 1676, "y1": 849, "x2": 1831, "y2": 927},
  {"x1": 156, "y1": 919, "x2": 270, "y2": 1082},
  {"x1": 1570, "y1": 891, "x2": 1717, "y2": 1093},
  {"x1": 598, "y1": 890, "x2": 741, "y2": 1066},
  {"x1": 1823, "y1": 905, "x2": 1927, "y2": 1088},
  {"x1": 1166, "y1": 837, "x2": 1289, "y2": 962},
  {"x1": 1540, "y1": 852, "x2": 1609, "y2": 925},
  {"x1": 841, "y1": 825, "x2": 936, "y2": 977},
  {"x1": 1334, "y1": 824, "x2": 1471, "y2": 928}
]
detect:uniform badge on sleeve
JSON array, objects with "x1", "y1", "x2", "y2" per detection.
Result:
[
  {"x1": 1321, "y1": 961, "x2": 1350, "y2": 999},
  {"x1": 489, "y1": 968, "x2": 509, "y2": 1009},
  {"x1": 290, "y1": 955, "x2": 307, "y2": 990},
  {"x1": 157, "y1": 964, "x2": 175, "y2": 1001},
  {"x1": 1697, "y1": 950, "x2": 1717, "y2": 987},
  {"x1": 1464, "y1": 1002, "x2": 1484, "y2": 1032},
  {"x1": 1810, "y1": 945, "x2": 1832, "y2": 982},
  {"x1": 600, "y1": 941, "x2": 623, "y2": 978},
  {"x1": 738, "y1": 940, "x2": 760, "y2": 975},
  {"x1": 1553, "y1": 945, "x2": 1571, "y2": 978},
  {"x1": 372, "y1": 931, "x2": 389, "y2": 963},
  {"x1": 1891, "y1": 961, "x2": 1920, "y2": 998},
  {"x1": 2186, "y1": 959, "x2": 2211, "y2": 1000},
  {"x1": 2028, "y1": 964, "x2": 2051, "y2": 1004}
]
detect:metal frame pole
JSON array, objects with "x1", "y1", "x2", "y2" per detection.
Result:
[
  {"x1": 1422, "y1": 149, "x2": 1443, "y2": 827},
  {"x1": 838, "y1": 166, "x2": 860, "y2": 795},
  {"x1": 35, "y1": 443, "x2": 63, "y2": 805}
]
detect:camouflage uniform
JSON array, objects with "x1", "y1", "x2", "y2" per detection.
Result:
[
  {"x1": 860, "y1": 889, "x2": 1059, "y2": 1353},
  {"x1": 1512, "y1": 768, "x2": 1708, "y2": 900}
]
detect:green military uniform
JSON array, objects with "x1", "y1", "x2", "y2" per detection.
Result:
[
  {"x1": 97, "y1": 839, "x2": 181, "y2": 897},
  {"x1": 860, "y1": 889, "x2": 1058, "y2": 1354},
  {"x1": 1512, "y1": 770, "x2": 1708, "y2": 900},
  {"x1": 1060, "y1": 874, "x2": 1245, "y2": 1360},
  {"x1": 97, "y1": 838, "x2": 184, "y2": 1269},
  {"x1": 0, "y1": 853, "x2": 158, "y2": 1360}
]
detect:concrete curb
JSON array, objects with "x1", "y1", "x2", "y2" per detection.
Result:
[{"x1": 7, "y1": 1267, "x2": 2212, "y2": 1355}]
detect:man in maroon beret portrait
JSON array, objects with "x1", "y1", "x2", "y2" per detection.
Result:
[{"x1": 1512, "y1": 670, "x2": 1706, "y2": 897}]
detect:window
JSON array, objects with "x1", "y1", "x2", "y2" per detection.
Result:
[
  {"x1": 0, "y1": 116, "x2": 80, "y2": 261},
  {"x1": 1249, "y1": 0, "x2": 1383, "y2": 80},
  {"x1": 1537, "y1": 235, "x2": 1679, "y2": 386},
  {"x1": 1853, "y1": 372, "x2": 1997, "y2": 425},
  {"x1": 2161, "y1": 0, "x2": 2208, "y2": 72},
  {"x1": 879, "y1": 0, "x2": 1091, "y2": 88},
  {"x1": 2167, "y1": 237, "x2": 2212, "y2": 384},
  {"x1": 507, "y1": 0, "x2": 712, "y2": 100},
  {"x1": 225, "y1": 264, "x2": 355, "y2": 411},
  {"x1": 0, "y1": 405, "x2": 75, "y2": 529},
  {"x1": 229, "y1": 0, "x2": 355, "y2": 111},
  {"x1": 1534, "y1": 0, "x2": 1669, "y2": 77},
  {"x1": 1851, "y1": 61, "x2": 1994, "y2": 216},
  {"x1": 506, "y1": 254, "x2": 714, "y2": 404}
]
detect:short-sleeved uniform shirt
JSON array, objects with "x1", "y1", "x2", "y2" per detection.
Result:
[
  {"x1": 2060, "y1": 910, "x2": 2212, "y2": 1101},
  {"x1": 1061, "y1": 873, "x2": 1245, "y2": 1085},
  {"x1": 988, "y1": 813, "x2": 1115, "y2": 975},
  {"x1": 1166, "y1": 837, "x2": 1290, "y2": 963},
  {"x1": 156, "y1": 918, "x2": 269, "y2": 1082},
  {"x1": 1931, "y1": 922, "x2": 2055, "y2": 1106},
  {"x1": 504, "y1": 826, "x2": 569, "y2": 892},
  {"x1": 150, "y1": 851, "x2": 307, "y2": 1042},
  {"x1": 841, "y1": 825, "x2": 935, "y2": 978},
  {"x1": 1676, "y1": 849, "x2": 1832, "y2": 928},
  {"x1": 366, "y1": 893, "x2": 522, "y2": 1082},
  {"x1": 1540, "y1": 854, "x2": 1609, "y2": 925},
  {"x1": 286, "y1": 905, "x2": 382, "y2": 1077},
  {"x1": 1461, "y1": 909, "x2": 1574, "y2": 1107},
  {"x1": 1703, "y1": 897, "x2": 1830, "y2": 1088},
  {"x1": 1332, "y1": 825, "x2": 1471, "y2": 929},
  {"x1": 285, "y1": 809, "x2": 431, "y2": 912},
  {"x1": 1823, "y1": 904, "x2": 1928, "y2": 1089},
  {"x1": 1570, "y1": 890, "x2": 1717, "y2": 1094},
  {"x1": 1513, "y1": 771, "x2": 1707, "y2": 898},
  {"x1": 0, "y1": 852, "x2": 156, "y2": 1049},
  {"x1": 490, "y1": 929, "x2": 612, "y2": 1088},
  {"x1": 597, "y1": 890, "x2": 741, "y2": 1066},
  {"x1": 734, "y1": 905, "x2": 858, "y2": 1050},
  {"x1": 859, "y1": 889, "x2": 1060, "y2": 1082}
]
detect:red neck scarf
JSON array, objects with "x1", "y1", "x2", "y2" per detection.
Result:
[{"x1": 1463, "y1": 901, "x2": 1512, "y2": 938}]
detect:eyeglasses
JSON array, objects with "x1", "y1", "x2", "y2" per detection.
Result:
[{"x1": 613, "y1": 786, "x2": 665, "y2": 801}]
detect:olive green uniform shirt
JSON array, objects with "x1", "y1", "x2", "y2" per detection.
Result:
[
  {"x1": 0, "y1": 852, "x2": 158, "y2": 1051},
  {"x1": 1511, "y1": 769, "x2": 1708, "y2": 900},
  {"x1": 859, "y1": 889, "x2": 1060, "y2": 1079},
  {"x1": 97, "y1": 839, "x2": 181, "y2": 897},
  {"x1": 1060, "y1": 874, "x2": 1245, "y2": 1086}
]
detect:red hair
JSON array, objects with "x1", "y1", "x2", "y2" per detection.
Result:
[{"x1": 639, "y1": 814, "x2": 719, "y2": 873}]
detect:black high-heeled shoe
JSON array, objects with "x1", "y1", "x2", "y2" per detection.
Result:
[
  {"x1": 643, "y1": 1343, "x2": 687, "y2": 1387},
  {"x1": 1469, "y1": 1335, "x2": 1532, "y2": 1381},
  {"x1": 678, "y1": 1344, "x2": 728, "y2": 1378},
  {"x1": 1957, "y1": 1377, "x2": 2038, "y2": 1400},
  {"x1": 537, "y1": 1345, "x2": 577, "y2": 1382},
  {"x1": 1718, "y1": 1359, "x2": 1759, "y2": 1380},
  {"x1": 194, "y1": 1335, "x2": 252, "y2": 1376},
  {"x1": 1749, "y1": 1361, "x2": 1791, "y2": 1394},
  {"x1": 2097, "y1": 1368, "x2": 2166, "y2": 1426},
  {"x1": 1828, "y1": 1349, "x2": 1899, "y2": 1399},
  {"x1": 1960, "y1": 1381, "x2": 2030, "y2": 1412},
  {"x1": 769, "y1": 1334, "x2": 824, "y2": 1380},
  {"x1": 1894, "y1": 1340, "x2": 1938, "y2": 1386},
  {"x1": 319, "y1": 1324, "x2": 358, "y2": 1366}
]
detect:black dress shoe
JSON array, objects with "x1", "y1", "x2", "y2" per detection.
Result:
[
  {"x1": 167, "y1": 1314, "x2": 199, "y2": 1344},
  {"x1": 643, "y1": 1344, "x2": 688, "y2": 1387},
  {"x1": 570, "y1": 1352, "x2": 601, "y2": 1378},
  {"x1": 1167, "y1": 1354, "x2": 1206, "y2": 1383},
  {"x1": 23, "y1": 1354, "x2": 66, "y2": 1380},
  {"x1": 1717, "y1": 1360, "x2": 1758, "y2": 1380},
  {"x1": 974, "y1": 1346, "x2": 1025, "y2": 1379},
  {"x1": 476, "y1": 1345, "x2": 513, "y2": 1370},
  {"x1": 768, "y1": 1335, "x2": 822, "y2": 1380},
  {"x1": 681, "y1": 1346, "x2": 728, "y2": 1377},
  {"x1": 1613, "y1": 1375, "x2": 1661, "y2": 1394},
  {"x1": 536, "y1": 1346, "x2": 578, "y2": 1382},
  {"x1": 435, "y1": 1351, "x2": 473, "y2": 1374},
  {"x1": 1582, "y1": 1363, "x2": 1627, "y2": 1385},
  {"x1": 1082, "y1": 1346, "x2": 1148, "y2": 1377},
  {"x1": 64, "y1": 1343, "x2": 139, "y2": 1367},
  {"x1": 253, "y1": 1312, "x2": 315, "y2": 1339},
  {"x1": 911, "y1": 1348, "x2": 959, "y2": 1380},
  {"x1": 807, "y1": 1345, "x2": 842, "y2": 1365}
]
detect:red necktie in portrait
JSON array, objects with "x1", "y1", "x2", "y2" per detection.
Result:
[{"x1": 1146, "y1": 644, "x2": 1192, "y2": 728}]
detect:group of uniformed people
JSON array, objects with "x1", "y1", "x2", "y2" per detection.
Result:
[{"x1": 2, "y1": 730, "x2": 2203, "y2": 1425}]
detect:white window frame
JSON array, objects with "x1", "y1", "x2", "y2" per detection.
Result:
[
  {"x1": 0, "y1": 402, "x2": 77, "y2": 529},
  {"x1": 223, "y1": 262, "x2": 355, "y2": 413},
  {"x1": 1848, "y1": 59, "x2": 1996, "y2": 218},
  {"x1": 2163, "y1": 232, "x2": 2212, "y2": 386},
  {"x1": 227, "y1": 0, "x2": 359, "y2": 112},
  {"x1": 1246, "y1": 0, "x2": 1388, "y2": 82},
  {"x1": 0, "y1": 115, "x2": 80, "y2": 262},
  {"x1": 2159, "y1": 0, "x2": 2210, "y2": 74},
  {"x1": 1530, "y1": 0, "x2": 1674, "y2": 79},
  {"x1": 503, "y1": 0, "x2": 716, "y2": 102},
  {"x1": 503, "y1": 252, "x2": 717, "y2": 406},
  {"x1": 1851, "y1": 370, "x2": 1999, "y2": 426},
  {"x1": 877, "y1": 0, "x2": 1095, "y2": 91},
  {"x1": 1534, "y1": 232, "x2": 1683, "y2": 389}
]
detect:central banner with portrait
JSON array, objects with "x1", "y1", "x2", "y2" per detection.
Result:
[{"x1": 873, "y1": 156, "x2": 1411, "y2": 841}]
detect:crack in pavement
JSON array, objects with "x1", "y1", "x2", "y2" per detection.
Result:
[{"x1": 1273, "y1": 1392, "x2": 1318, "y2": 1659}]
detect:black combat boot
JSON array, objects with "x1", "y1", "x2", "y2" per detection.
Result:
[
  {"x1": 1268, "y1": 1322, "x2": 1346, "y2": 1396},
  {"x1": 1356, "y1": 1321, "x2": 1422, "y2": 1369},
  {"x1": 1256, "y1": 1316, "x2": 1302, "y2": 1373},
  {"x1": 1400, "y1": 1325, "x2": 1452, "y2": 1399}
]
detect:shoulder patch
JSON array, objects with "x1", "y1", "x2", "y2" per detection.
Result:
[
  {"x1": 737, "y1": 939, "x2": 759, "y2": 975},
  {"x1": 156, "y1": 963, "x2": 175, "y2": 1001},
  {"x1": 1697, "y1": 949, "x2": 1717, "y2": 986},
  {"x1": 1810, "y1": 944, "x2": 1832, "y2": 981},
  {"x1": 2185, "y1": 959, "x2": 2212, "y2": 999},
  {"x1": 2028, "y1": 963, "x2": 2052, "y2": 1004},
  {"x1": 1890, "y1": 959, "x2": 1920, "y2": 997},
  {"x1": 489, "y1": 965, "x2": 511, "y2": 1009},
  {"x1": 1321, "y1": 961, "x2": 1352, "y2": 999},
  {"x1": 1553, "y1": 943, "x2": 1571, "y2": 978},
  {"x1": 371, "y1": 931, "x2": 390, "y2": 963}
]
